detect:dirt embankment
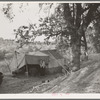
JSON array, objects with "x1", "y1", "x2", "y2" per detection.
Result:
[
  {"x1": 46, "y1": 54, "x2": 100, "y2": 93},
  {"x1": 27, "y1": 54, "x2": 100, "y2": 93}
]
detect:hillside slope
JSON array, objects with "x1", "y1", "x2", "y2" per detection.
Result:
[{"x1": 28, "y1": 54, "x2": 100, "y2": 93}]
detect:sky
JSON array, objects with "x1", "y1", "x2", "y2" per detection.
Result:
[{"x1": 0, "y1": 3, "x2": 56, "y2": 42}]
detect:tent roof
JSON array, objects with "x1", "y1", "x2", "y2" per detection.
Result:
[
  {"x1": 41, "y1": 49, "x2": 63, "y2": 59},
  {"x1": 10, "y1": 51, "x2": 49, "y2": 72},
  {"x1": 27, "y1": 51, "x2": 49, "y2": 57}
]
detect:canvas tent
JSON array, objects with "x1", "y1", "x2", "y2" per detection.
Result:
[
  {"x1": 41, "y1": 49, "x2": 64, "y2": 74},
  {"x1": 9, "y1": 51, "x2": 49, "y2": 75},
  {"x1": 9, "y1": 49, "x2": 64, "y2": 76},
  {"x1": 41, "y1": 50, "x2": 64, "y2": 67}
]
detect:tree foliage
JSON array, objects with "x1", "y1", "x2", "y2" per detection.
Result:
[
  {"x1": 14, "y1": 24, "x2": 39, "y2": 48},
  {"x1": 87, "y1": 19, "x2": 100, "y2": 53},
  {"x1": 1, "y1": 3, "x2": 29, "y2": 22}
]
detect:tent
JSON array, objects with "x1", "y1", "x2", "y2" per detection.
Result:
[
  {"x1": 9, "y1": 51, "x2": 49, "y2": 75},
  {"x1": 9, "y1": 49, "x2": 64, "y2": 76},
  {"x1": 42, "y1": 49, "x2": 64, "y2": 67},
  {"x1": 41, "y1": 49, "x2": 64, "y2": 74}
]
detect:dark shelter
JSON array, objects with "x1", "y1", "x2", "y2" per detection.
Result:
[{"x1": 10, "y1": 50, "x2": 64, "y2": 76}]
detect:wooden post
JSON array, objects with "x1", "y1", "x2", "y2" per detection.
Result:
[
  {"x1": 15, "y1": 51, "x2": 18, "y2": 69},
  {"x1": 25, "y1": 57, "x2": 29, "y2": 77},
  {"x1": 4, "y1": 58, "x2": 11, "y2": 73}
]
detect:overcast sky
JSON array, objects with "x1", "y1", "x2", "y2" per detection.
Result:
[{"x1": 0, "y1": 3, "x2": 55, "y2": 41}]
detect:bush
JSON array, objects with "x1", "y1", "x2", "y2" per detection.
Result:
[
  {"x1": 0, "y1": 50, "x2": 5, "y2": 61},
  {"x1": 5, "y1": 53, "x2": 13, "y2": 60},
  {"x1": 0, "y1": 72, "x2": 3, "y2": 85}
]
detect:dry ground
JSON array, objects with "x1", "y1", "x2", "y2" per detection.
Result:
[{"x1": 0, "y1": 73, "x2": 61, "y2": 93}]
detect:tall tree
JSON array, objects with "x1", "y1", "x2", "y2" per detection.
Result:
[
  {"x1": 39, "y1": 3, "x2": 100, "y2": 71},
  {"x1": 63, "y1": 3, "x2": 100, "y2": 71}
]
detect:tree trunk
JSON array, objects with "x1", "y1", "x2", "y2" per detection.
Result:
[
  {"x1": 82, "y1": 31, "x2": 88, "y2": 60},
  {"x1": 71, "y1": 33, "x2": 81, "y2": 72}
]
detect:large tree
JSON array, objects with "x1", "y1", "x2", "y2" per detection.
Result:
[
  {"x1": 58, "y1": 3, "x2": 100, "y2": 71},
  {"x1": 38, "y1": 3, "x2": 100, "y2": 71}
]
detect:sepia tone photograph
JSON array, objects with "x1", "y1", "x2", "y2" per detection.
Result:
[{"x1": 0, "y1": 1, "x2": 100, "y2": 98}]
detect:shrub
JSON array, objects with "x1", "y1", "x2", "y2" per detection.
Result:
[{"x1": 0, "y1": 50, "x2": 5, "y2": 61}]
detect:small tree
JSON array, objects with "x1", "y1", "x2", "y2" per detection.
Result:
[{"x1": 0, "y1": 50, "x2": 6, "y2": 61}]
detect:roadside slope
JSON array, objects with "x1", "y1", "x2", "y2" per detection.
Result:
[
  {"x1": 45, "y1": 54, "x2": 100, "y2": 93},
  {"x1": 28, "y1": 54, "x2": 100, "y2": 93}
]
